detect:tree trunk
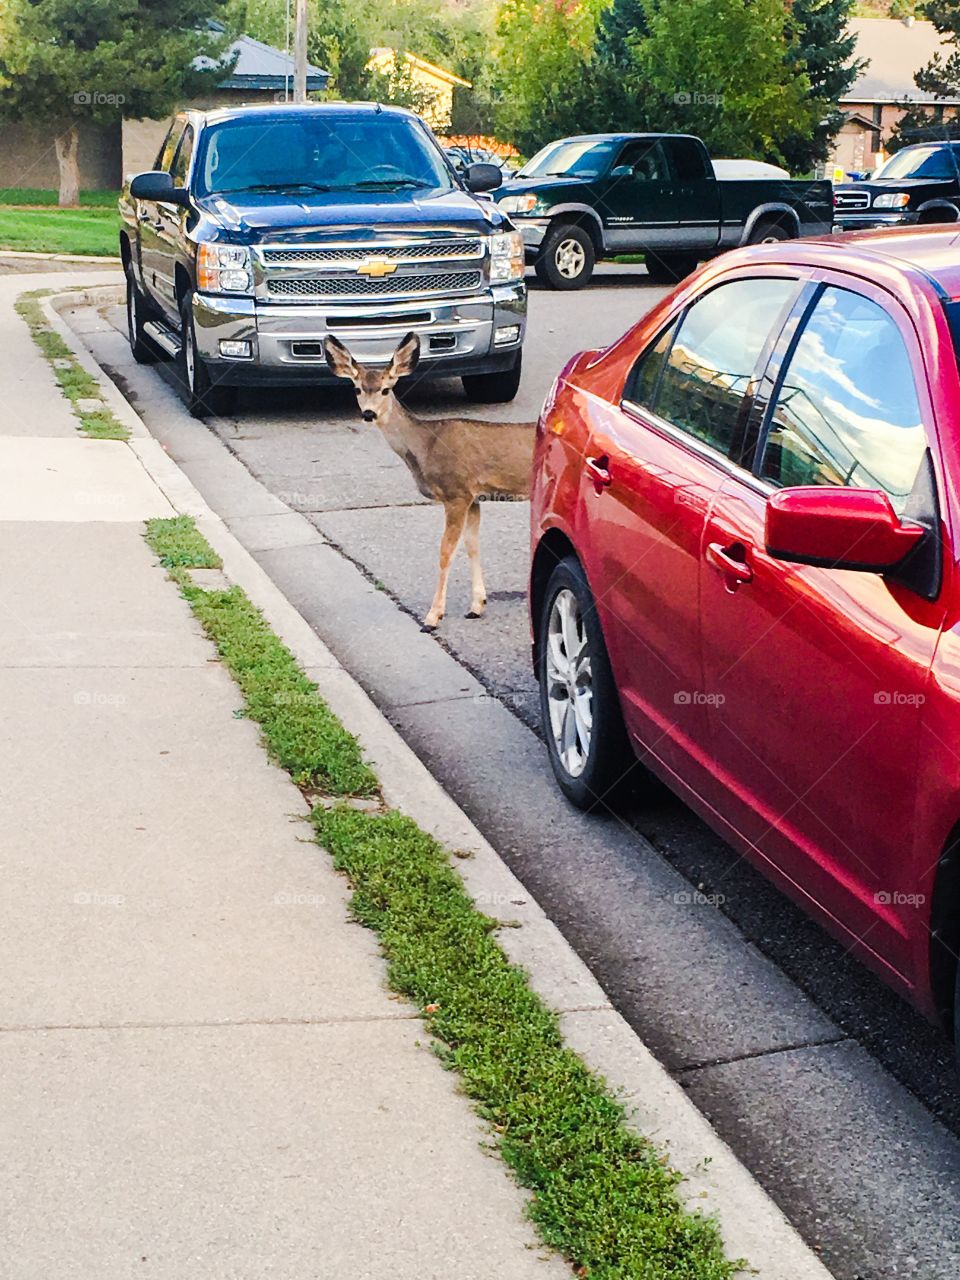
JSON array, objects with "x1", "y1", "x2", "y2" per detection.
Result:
[{"x1": 55, "y1": 126, "x2": 81, "y2": 207}]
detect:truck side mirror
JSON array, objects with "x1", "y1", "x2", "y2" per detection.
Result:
[
  {"x1": 130, "y1": 170, "x2": 189, "y2": 206},
  {"x1": 464, "y1": 163, "x2": 502, "y2": 194}
]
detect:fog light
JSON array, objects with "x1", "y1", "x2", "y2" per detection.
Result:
[
  {"x1": 494, "y1": 324, "x2": 521, "y2": 346},
  {"x1": 219, "y1": 339, "x2": 252, "y2": 359}
]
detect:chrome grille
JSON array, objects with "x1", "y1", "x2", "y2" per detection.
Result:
[
  {"x1": 261, "y1": 240, "x2": 484, "y2": 265},
  {"x1": 267, "y1": 270, "x2": 484, "y2": 300},
  {"x1": 835, "y1": 190, "x2": 870, "y2": 211}
]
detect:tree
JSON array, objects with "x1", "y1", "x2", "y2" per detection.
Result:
[
  {"x1": 884, "y1": 0, "x2": 960, "y2": 150},
  {"x1": 0, "y1": 0, "x2": 235, "y2": 205},
  {"x1": 629, "y1": 0, "x2": 820, "y2": 166},
  {"x1": 780, "y1": 0, "x2": 864, "y2": 172}
]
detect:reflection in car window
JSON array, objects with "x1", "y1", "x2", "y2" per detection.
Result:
[
  {"x1": 632, "y1": 278, "x2": 796, "y2": 457},
  {"x1": 617, "y1": 140, "x2": 669, "y2": 181},
  {"x1": 759, "y1": 287, "x2": 926, "y2": 512},
  {"x1": 158, "y1": 121, "x2": 185, "y2": 174},
  {"x1": 623, "y1": 317, "x2": 679, "y2": 408},
  {"x1": 171, "y1": 126, "x2": 194, "y2": 187}
]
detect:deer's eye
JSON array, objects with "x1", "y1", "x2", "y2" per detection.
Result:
[
  {"x1": 381, "y1": 388, "x2": 390, "y2": 396},
  {"x1": 353, "y1": 386, "x2": 360, "y2": 396}
]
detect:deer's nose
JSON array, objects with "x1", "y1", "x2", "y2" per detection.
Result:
[{"x1": 361, "y1": 409, "x2": 377, "y2": 423}]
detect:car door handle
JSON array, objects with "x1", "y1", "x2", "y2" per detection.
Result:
[
  {"x1": 585, "y1": 456, "x2": 612, "y2": 489},
  {"x1": 706, "y1": 541, "x2": 753, "y2": 583}
]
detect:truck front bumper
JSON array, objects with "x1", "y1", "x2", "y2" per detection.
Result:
[
  {"x1": 191, "y1": 285, "x2": 527, "y2": 385},
  {"x1": 832, "y1": 211, "x2": 917, "y2": 233}
]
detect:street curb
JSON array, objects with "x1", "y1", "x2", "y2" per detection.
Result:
[
  {"x1": 1, "y1": 249, "x2": 122, "y2": 264},
  {"x1": 51, "y1": 282, "x2": 835, "y2": 1280}
]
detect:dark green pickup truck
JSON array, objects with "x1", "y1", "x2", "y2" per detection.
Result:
[{"x1": 497, "y1": 132, "x2": 833, "y2": 288}]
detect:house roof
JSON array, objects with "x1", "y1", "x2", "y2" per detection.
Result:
[
  {"x1": 368, "y1": 48, "x2": 471, "y2": 89},
  {"x1": 842, "y1": 17, "x2": 960, "y2": 105},
  {"x1": 196, "y1": 33, "x2": 329, "y2": 92}
]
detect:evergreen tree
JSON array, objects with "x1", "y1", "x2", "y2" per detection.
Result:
[{"x1": 781, "y1": 0, "x2": 864, "y2": 172}]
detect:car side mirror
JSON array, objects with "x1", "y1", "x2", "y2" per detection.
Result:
[
  {"x1": 765, "y1": 486, "x2": 925, "y2": 572},
  {"x1": 610, "y1": 164, "x2": 634, "y2": 178},
  {"x1": 464, "y1": 162, "x2": 503, "y2": 194},
  {"x1": 130, "y1": 170, "x2": 189, "y2": 206}
]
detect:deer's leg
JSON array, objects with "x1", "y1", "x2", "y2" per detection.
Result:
[
  {"x1": 424, "y1": 499, "x2": 470, "y2": 629},
  {"x1": 464, "y1": 501, "x2": 487, "y2": 618}
]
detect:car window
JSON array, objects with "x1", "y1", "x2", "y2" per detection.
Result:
[
  {"x1": 171, "y1": 126, "x2": 194, "y2": 188},
  {"x1": 157, "y1": 120, "x2": 185, "y2": 174},
  {"x1": 627, "y1": 277, "x2": 797, "y2": 457},
  {"x1": 759, "y1": 286, "x2": 927, "y2": 512},
  {"x1": 617, "y1": 139, "x2": 669, "y2": 181},
  {"x1": 668, "y1": 137, "x2": 710, "y2": 181}
]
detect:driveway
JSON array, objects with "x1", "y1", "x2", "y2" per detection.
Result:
[{"x1": 73, "y1": 262, "x2": 960, "y2": 1280}]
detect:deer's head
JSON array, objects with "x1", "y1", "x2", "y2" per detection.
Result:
[{"x1": 323, "y1": 332, "x2": 420, "y2": 427}]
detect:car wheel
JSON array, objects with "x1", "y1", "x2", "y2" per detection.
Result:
[
  {"x1": 644, "y1": 253, "x2": 698, "y2": 284},
  {"x1": 537, "y1": 555, "x2": 633, "y2": 810},
  {"x1": 747, "y1": 219, "x2": 791, "y2": 245},
  {"x1": 462, "y1": 355, "x2": 522, "y2": 403},
  {"x1": 178, "y1": 291, "x2": 236, "y2": 419},
  {"x1": 126, "y1": 272, "x2": 157, "y2": 365},
  {"x1": 535, "y1": 224, "x2": 596, "y2": 290}
]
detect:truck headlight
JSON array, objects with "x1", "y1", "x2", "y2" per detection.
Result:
[
  {"x1": 197, "y1": 243, "x2": 253, "y2": 294},
  {"x1": 489, "y1": 230, "x2": 525, "y2": 283},
  {"x1": 873, "y1": 192, "x2": 910, "y2": 209},
  {"x1": 498, "y1": 193, "x2": 540, "y2": 215}
]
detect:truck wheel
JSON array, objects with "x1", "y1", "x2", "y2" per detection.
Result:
[
  {"x1": 126, "y1": 273, "x2": 157, "y2": 365},
  {"x1": 644, "y1": 254, "x2": 698, "y2": 284},
  {"x1": 462, "y1": 354, "x2": 522, "y2": 403},
  {"x1": 178, "y1": 291, "x2": 236, "y2": 419},
  {"x1": 747, "y1": 218, "x2": 791, "y2": 245},
  {"x1": 535, "y1": 224, "x2": 595, "y2": 290}
]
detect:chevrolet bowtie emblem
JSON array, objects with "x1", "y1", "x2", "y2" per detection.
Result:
[{"x1": 356, "y1": 256, "x2": 398, "y2": 278}]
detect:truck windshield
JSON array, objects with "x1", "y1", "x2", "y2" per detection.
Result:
[
  {"x1": 518, "y1": 139, "x2": 616, "y2": 179},
  {"x1": 196, "y1": 114, "x2": 455, "y2": 197},
  {"x1": 874, "y1": 145, "x2": 960, "y2": 181}
]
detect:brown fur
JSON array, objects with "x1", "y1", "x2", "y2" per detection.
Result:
[{"x1": 324, "y1": 332, "x2": 535, "y2": 627}]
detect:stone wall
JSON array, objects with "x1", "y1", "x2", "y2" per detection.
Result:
[{"x1": 0, "y1": 120, "x2": 121, "y2": 193}]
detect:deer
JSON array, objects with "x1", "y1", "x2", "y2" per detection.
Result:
[{"x1": 323, "y1": 332, "x2": 536, "y2": 630}]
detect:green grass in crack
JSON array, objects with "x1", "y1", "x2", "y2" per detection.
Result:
[
  {"x1": 145, "y1": 517, "x2": 377, "y2": 797},
  {"x1": 313, "y1": 804, "x2": 739, "y2": 1280}
]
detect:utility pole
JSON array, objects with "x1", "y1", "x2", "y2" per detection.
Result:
[{"x1": 293, "y1": 0, "x2": 308, "y2": 103}]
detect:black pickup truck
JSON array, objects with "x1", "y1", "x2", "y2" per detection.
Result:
[
  {"x1": 119, "y1": 103, "x2": 526, "y2": 416},
  {"x1": 496, "y1": 132, "x2": 832, "y2": 288},
  {"x1": 833, "y1": 141, "x2": 960, "y2": 233}
]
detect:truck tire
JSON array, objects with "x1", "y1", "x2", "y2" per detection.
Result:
[
  {"x1": 178, "y1": 291, "x2": 236, "y2": 419},
  {"x1": 126, "y1": 272, "x2": 158, "y2": 365},
  {"x1": 535, "y1": 224, "x2": 596, "y2": 290},
  {"x1": 747, "y1": 218, "x2": 792, "y2": 245},
  {"x1": 462, "y1": 354, "x2": 522, "y2": 403},
  {"x1": 644, "y1": 253, "x2": 698, "y2": 284}
]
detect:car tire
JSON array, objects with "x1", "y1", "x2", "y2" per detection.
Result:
[
  {"x1": 535, "y1": 223, "x2": 596, "y2": 290},
  {"x1": 644, "y1": 253, "x2": 698, "y2": 284},
  {"x1": 126, "y1": 272, "x2": 158, "y2": 365},
  {"x1": 537, "y1": 555, "x2": 634, "y2": 810},
  {"x1": 747, "y1": 219, "x2": 792, "y2": 245},
  {"x1": 462, "y1": 355, "x2": 522, "y2": 403},
  {"x1": 178, "y1": 290, "x2": 236, "y2": 419}
]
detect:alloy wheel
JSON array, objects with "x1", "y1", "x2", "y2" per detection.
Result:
[
  {"x1": 545, "y1": 587, "x2": 593, "y2": 776},
  {"x1": 555, "y1": 237, "x2": 586, "y2": 280}
]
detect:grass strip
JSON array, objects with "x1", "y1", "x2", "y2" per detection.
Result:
[
  {"x1": 0, "y1": 204, "x2": 117, "y2": 256},
  {"x1": 15, "y1": 290, "x2": 129, "y2": 440},
  {"x1": 314, "y1": 806, "x2": 738, "y2": 1280},
  {"x1": 144, "y1": 517, "x2": 378, "y2": 797},
  {"x1": 144, "y1": 515, "x2": 737, "y2": 1277},
  {"x1": 0, "y1": 188, "x2": 119, "y2": 207}
]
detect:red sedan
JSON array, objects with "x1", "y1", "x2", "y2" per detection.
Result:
[{"x1": 530, "y1": 227, "x2": 960, "y2": 1037}]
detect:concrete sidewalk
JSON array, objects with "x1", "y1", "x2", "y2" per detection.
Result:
[{"x1": 0, "y1": 273, "x2": 565, "y2": 1276}]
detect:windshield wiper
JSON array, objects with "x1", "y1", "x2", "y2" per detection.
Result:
[
  {"x1": 218, "y1": 182, "x2": 333, "y2": 194},
  {"x1": 352, "y1": 177, "x2": 430, "y2": 189}
]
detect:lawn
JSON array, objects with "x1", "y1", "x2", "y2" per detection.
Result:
[{"x1": 0, "y1": 189, "x2": 118, "y2": 256}]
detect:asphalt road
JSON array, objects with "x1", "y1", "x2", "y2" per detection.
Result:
[{"x1": 75, "y1": 263, "x2": 960, "y2": 1279}]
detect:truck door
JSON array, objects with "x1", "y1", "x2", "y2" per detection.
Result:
[
  {"x1": 153, "y1": 124, "x2": 195, "y2": 321},
  {"x1": 138, "y1": 118, "x2": 184, "y2": 320},
  {"x1": 597, "y1": 138, "x2": 677, "y2": 252},
  {"x1": 664, "y1": 136, "x2": 722, "y2": 254}
]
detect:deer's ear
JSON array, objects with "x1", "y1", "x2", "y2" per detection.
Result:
[
  {"x1": 323, "y1": 335, "x2": 359, "y2": 380},
  {"x1": 389, "y1": 331, "x2": 421, "y2": 379}
]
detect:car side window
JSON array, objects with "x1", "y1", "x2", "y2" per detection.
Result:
[
  {"x1": 623, "y1": 317, "x2": 679, "y2": 409},
  {"x1": 668, "y1": 138, "x2": 710, "y2": 181},
  {"x1": 626, "y1": 277, "x2": 797, "y2": 457},
  {"x1": 759, "y1": 287, "x2": 927, "y2": 512},
  {"x1": 158, "y1": 120, "x2": 185, "y2": 174},
  {"x1": 171, "y1": 126, "x2": 194, "y2": 187},
  {"x1": 617, "y1": 140, "x2": 669, "y2": 182}
]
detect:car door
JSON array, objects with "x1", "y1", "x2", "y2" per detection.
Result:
[
  {"x1": 699, "y1": 277, "x2": 946, "y2": 978},
  {"x1": 597, "y1": 139, "x2": 677, "y2": 251},
  {"x1": 578, "y1": 272, "x2": 802, "y2": 788},
  {"x1": 153, "y1": 122, "x2": 195, "y2": 321},
  {"x1": 138, "y1": 118, "x2": 184, "y2": 317},
  {"x1": 663, "y1": 136, "x2": 721, "y2": 254}
]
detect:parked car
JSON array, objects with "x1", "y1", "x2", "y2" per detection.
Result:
[
  {"x1": 496, "y1": 132, "x2": 832, "y2": 288},
  {"x1": 833, "y1": 141, "x2": 960, "y2": 232},
  {"x1": 118, "y1": 103, "x2": 526, "y2": 417},
  {"x1": 529, "y1": 226, "x2": 960, "y2": 1043}
]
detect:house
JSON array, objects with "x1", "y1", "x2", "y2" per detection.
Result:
[
  {"x1": 830, "y1": 16, "x2": 960, "y2": 175},
  {"x1": 366, "y1": 49, "x2": 470, "y2": 132},
  {"x1": 0, "y1": 32, "x2": 329, "y2": 194}
]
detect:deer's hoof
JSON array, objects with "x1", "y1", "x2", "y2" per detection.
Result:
[{"x1": 465, "y1": 610, "x2": 483, "y2": 620}]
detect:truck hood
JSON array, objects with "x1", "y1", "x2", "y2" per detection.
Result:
[
  {"x1": 496, "y1": 176, "x2": 592, "y2": 205},
  {"x1": 194, "y1": 186, "x2": 504, "y2": 241}
]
